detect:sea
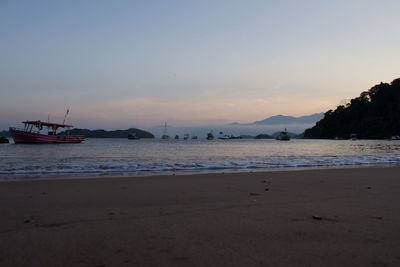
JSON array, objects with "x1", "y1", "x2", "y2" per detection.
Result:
[{"x1": 1, "y1": 138, "x2": 400, "y2": 180}]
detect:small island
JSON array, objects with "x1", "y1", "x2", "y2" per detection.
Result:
[{"x1": 59, "y1": 128, "x2": 154, "y2": 139}]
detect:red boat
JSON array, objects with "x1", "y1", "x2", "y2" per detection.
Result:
[{"x1": 10, "y1": 120, "x2": 85, "y2": 144}]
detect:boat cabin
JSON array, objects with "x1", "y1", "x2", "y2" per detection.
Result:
[{"x1": 22, "y1": 120, "x2": 73, "y2": 135}]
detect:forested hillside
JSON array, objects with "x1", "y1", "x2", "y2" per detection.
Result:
[{"x1": 304, "y1": 78, "x2": 400, "y2": 139}]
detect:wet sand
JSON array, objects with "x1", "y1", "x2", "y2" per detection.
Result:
[{"x1": 1, "y1": 167, "x2": 400, "y2": 266}]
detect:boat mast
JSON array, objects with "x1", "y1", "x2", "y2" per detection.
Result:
[
  {"x1": 163, "y1": 121, "x2": 167, "y2": 136},
  {"x1": 62, "y1": 108, "x2": 69, "y2": 125}
]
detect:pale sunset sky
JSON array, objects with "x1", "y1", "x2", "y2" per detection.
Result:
[{"x1": 1, "y1": 0, "x2": 399, "y2": 129}]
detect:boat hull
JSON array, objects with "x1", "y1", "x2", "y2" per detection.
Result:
[{"x1": 10, "y1": 128, "x2": 84, "y2": 144}]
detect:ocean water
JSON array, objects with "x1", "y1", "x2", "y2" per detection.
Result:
[{"x1": 1, "y1": 138, "x2": 400, "y2": 180}]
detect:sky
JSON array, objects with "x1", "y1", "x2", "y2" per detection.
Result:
[{"x1": 1, "y1": 0, "x2": 399, "y2": 130}]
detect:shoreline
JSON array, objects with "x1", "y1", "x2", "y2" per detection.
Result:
[
  {"x1": 1, "y1": 167, "x2": 400, "y2": 266},
  {"x1": 1, "y1": 164, "x2": 400, "y2": 182}
]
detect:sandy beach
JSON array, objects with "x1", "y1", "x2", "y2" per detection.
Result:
[{"x1": 1, "y1": 167, "x2": 400, "y2": 266}]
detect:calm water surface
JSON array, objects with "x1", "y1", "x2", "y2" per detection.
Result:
[{"x1": 1, "y1": 139, "x2": 400, "y2": 180}]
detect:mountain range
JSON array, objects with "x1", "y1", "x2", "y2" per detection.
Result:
[
  {"x1": 148, "y1": 113, "x2": 324, "y2": 138},
  {"x1": 230, "y1": 113, "x2": 324, "y2": 126}
]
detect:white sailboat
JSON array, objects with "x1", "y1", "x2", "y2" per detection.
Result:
[{"x1": 161, "y1": 121, "x2": 170, "y2": 140}]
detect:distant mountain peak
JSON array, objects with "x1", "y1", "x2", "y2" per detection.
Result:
[{"x1": 231, "y1": 113, "x2": 324, "y2": 126}]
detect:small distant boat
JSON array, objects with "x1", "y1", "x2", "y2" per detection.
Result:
[
  {"x1": 10, "y1": 120, "x2": 84, "y2": 144},
  {"x1": 161, "y1": 121, "x2": 170, "y2": 140},
  {"x1": 0, "y1": 136, "x2": 9, "y2": 143},
  {"x1": 349, "y1": 133, "x2": 357, "y2": 141},
  {"x1": 218, "y1": 135, "x2": 230, "y2": 140},
  {"x1": 174, "y1": 135, "x2": 179, "y2": 140},
  {"x1": 191, "y1": 135, "x2": 198, "y2": 140},
  {"x1": 276, "y1": 129, "x2": 291, "y2": 141},
  {"x1": 183, "y1": 134, "x2": 190, "y2": 140},
  {"x1": 390, "y1": 135, "x2": 400, "y2": 140},
  {"x1": 128, "y1": 133, "x2": 140, "y2": 140},
  {"x1": 218, "y1": 132, "x2": 229, "y2": 140},
  {"x1": 218, "y1": 131, "x2": 243, "y2": 140},
  {"x1": 206, "y1": 132, "x2": 214, "y2": 140},
  {"x1": 218, "y1": 134, "x2": 242, "y2": 140}
]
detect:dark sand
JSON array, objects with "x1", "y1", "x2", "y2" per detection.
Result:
[{"x1": 1, "y1": 167, "x2": 400, "y2": 266}]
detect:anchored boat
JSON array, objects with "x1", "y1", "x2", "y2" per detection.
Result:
[
  {"x1": 128, "y1": 133, "x2": 140, "y2": 140},
  {"x1": 0, "y1": 136, "x2": 9, "y2": 143},
  {"x1": 10, "y1": 120, "x2": 84, "y2": 144},
  {"x1": 276, "y1": 128, "x2": 291, "y2": 141},
  {"x1": 161, "y1": 121, "x2": 170, "y2": 140}
]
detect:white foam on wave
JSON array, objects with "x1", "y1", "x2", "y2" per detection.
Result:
[{"x1": 1, "y1": 153, "x2": 400, "y2": 179}]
